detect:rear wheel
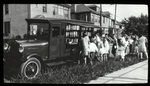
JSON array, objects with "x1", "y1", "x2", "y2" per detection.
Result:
[{"x1": 21, "y1": 57, "x2": 41, "y2": 79}]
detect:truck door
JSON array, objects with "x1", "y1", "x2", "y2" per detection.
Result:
[{"x1": 49, "y1": 23, "x2": 61, "y2": 59}]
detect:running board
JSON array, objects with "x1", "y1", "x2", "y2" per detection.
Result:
[
  {"x1": 46, "y1": 59, "x2": 75, "y2": 67},
  {"x1": 46, "y1": 61, "x2": 66, "y2": 66}
]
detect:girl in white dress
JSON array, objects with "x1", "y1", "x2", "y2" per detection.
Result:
[
  {"x1": 88, "y1": 37, "x2": 98, "y2": 65},
  {"x1": 116, "y1": 38, "x2": 126, "y2": 61},
  {"x1": 94, "y1": 32, "x2": 103, "y2": 61},
  {"x1": 102, "y1": 37, "x2": 110, "y2": 61},
  {"x1": 132, "y1": 37, "x2": 139, "y2": 56}
]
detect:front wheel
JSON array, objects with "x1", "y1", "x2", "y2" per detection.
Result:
[{"x1": 21, "y1": 57, "x2": 41, "y2": 79}]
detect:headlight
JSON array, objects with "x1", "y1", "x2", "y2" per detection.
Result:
[
  {"x1": 19, "y1": 44, "x2": 24, "y2": 53},
  {"x1": 4, "y1": 43, "x2": 8, "y2": 50}
]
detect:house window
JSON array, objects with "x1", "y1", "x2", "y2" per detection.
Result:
[
  {"x1": 58, "y1": 6, "x2": 64, "y2": 16},
  {"x1": 80, "y1": 14, "x2": 85, "y2": 21},
  {"x1": 53, "y1": 5, "x2": 70, "y2": 19},
  {"x1": 95, "y1": 15, "x2": 98, "y2": 22},
  {"x1": 5, "y1": 4, "x2": 9, "y2": 14},
  {"x1": 58, "y1": 6, "x2": 61, "y2": 15},
  {"x1": 53, "y1": 5, "x2": 58, "y2": 15},
  {"x1": 91, "y1": 14, "x2": 94, "y2": 22},
  {"x1": 64, "y1": 7, "x2": 69, "y2": 19},
  {"x1": 60, "y1": 6, "x2": 64, "y2": 16},
  {"x1": 103, "y1": 17, "x2": 105, "y2": 23},
  {"x1": 97, "y1": 16, "x2": 100, "y2": 23},
  {"x1": 43, "y1": 4, "x2": 47, "y2": 13},
  {"x1": 97, "y1": 7, "x2": 100, "y2": 13},
  {"x1": 4, "y1": 21, "x2": 10, "y2": 36}
]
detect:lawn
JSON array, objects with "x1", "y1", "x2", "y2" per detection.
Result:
[{"x1": 9, "y1": 55, "x2": 146, "y2": 84}]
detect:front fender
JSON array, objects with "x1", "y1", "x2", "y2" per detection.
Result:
[
  {"x1": 21, "y1": 53, "x2": 44, "y2": 66},
  {"x1": 21, "y1": 53, "x2": 40, "y2": 62}
]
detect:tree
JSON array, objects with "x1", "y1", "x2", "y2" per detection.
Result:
[{"x1": 121, "y1": 14, "x2": 148, "y2": 36}]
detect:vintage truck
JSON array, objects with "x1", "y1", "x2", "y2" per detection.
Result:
[{"x1": 3, "y1": 18, "x2": 100, "y2": 79}]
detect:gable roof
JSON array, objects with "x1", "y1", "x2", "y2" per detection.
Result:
[
  {"x1": 102, "y1": 11, "x2": 111, "y2": 18},
  {"x1": 74, "y1": 4, "x2": 109, "y2": 17},
  {"x1": 75, "y1": 4, "x2": 92, "y2": 13}
]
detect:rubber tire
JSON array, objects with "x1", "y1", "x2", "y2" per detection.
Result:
[{"x1": 21, "y1": 57, "x2": 41, "y2": 79}]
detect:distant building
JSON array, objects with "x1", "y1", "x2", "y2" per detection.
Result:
[
  {"x1": 71, "y1": 4, "x2": 115, "y2": 34},
  {"x1": 3, "y1": 4, "x2": 71, "y2": 38}
]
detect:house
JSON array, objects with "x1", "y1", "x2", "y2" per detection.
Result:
[
  {"x1": 71, "y1": 4, "x2": 115, "y2": 34},
  {"x1": 3, "y1": 4, "x2": 71, "y2": 38}
]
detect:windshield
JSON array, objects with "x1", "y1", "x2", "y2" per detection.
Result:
[{"x1": 28, "y1": 23, "x2": 49, "y2": 41}]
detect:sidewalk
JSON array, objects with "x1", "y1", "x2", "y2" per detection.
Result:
[{"x1": 85, "y1": 60, "x2": 148, "y2": 84}]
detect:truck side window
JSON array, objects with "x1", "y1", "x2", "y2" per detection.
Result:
[
  {"x1": 30, "y1": 25, "x2": 38, "y2": 35},
  {"x1": 52, "y1": 26, "x2": 60, "y2": 37}
]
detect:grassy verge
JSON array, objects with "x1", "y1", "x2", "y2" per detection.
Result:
[{"x1": 10, "y1": 56, "x2": 146, "y2": 84}]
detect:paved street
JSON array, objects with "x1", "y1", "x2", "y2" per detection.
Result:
[{"x1": 85, "y1": 60, "x2": 148, "y2": 84}]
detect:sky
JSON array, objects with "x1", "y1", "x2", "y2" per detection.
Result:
[{"x1": 87, "y1": 4, "x2": 148, "y2": 22}]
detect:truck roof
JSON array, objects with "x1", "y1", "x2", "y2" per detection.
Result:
[
  {"x1": 26, "y1": 18, "x2": 93, "y2": 24},
  {"x1": 25, "y1": 18, "x2": 106, "y2": 28}
]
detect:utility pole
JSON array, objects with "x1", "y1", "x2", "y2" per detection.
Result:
[
  {"x1": 114, "y1": 4, "x2": 117, "y2": 23},
  {"x1": 113, "y1": 4, "x2": 117, "y2": 37},
  {"x1": 100, "y1": 4, "x2": 102, "y2": 31}
]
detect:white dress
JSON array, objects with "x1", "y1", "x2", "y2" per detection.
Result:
[
  {"x1": 88, "y1": 42, "x2": 98, "y2": 53},
  {"x1": 138, "y1": 36, "x2": 147, "y2": 52},
  {"x1": 116, "y1": 45, "x2": 125, "y2": 58},
  {"x1": 97, "y1": 38, "x2": 105, "y2": 55},
  {"x1": 103, "y1": 39, "x2": 110, "y2": 54}
]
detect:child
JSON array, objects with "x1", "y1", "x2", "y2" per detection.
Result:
[
  {"x1": 132, "y1": 37, "x2": 139, "y2": 57},
  {"x1": 102, "y1": 37, "x2": 110, "y2": 61},
  {"x1": 88, "y1": 36, "x2": 98, "y2": 65},
  {"x1": 124, "y1": 37, "x2": 130, "y2": 56},
  {"x1": 116, "y1": 38, "x2": 126, "y2": 61},
  {"x1": 97, "y1": 37, "x2": 105, "y2": 62}
]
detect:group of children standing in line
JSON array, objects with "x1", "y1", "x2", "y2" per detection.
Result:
[
  {"x1": 79, "y1": 30, "x2": 148, "y2": 65},
  {"x1": 80, "y1": 30, "x2": 110, "y2": 65}
]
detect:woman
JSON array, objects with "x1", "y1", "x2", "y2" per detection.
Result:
[
  {"x1": 138, "y1": 33, "x2": 148, "y2": 59},
  {"x1": 80, "y1": 31, "x2": 90, "y2": 65}
]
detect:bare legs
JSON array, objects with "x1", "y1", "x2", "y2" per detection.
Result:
[{"x1": 139, "y1": 51, "x2": 148, "y2": 60}]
